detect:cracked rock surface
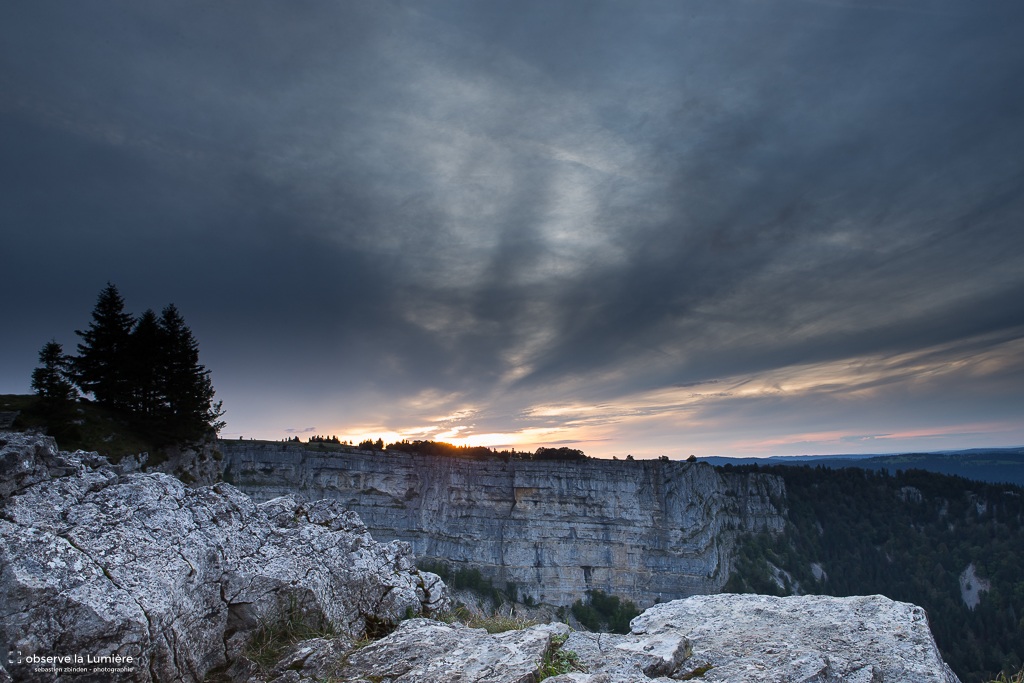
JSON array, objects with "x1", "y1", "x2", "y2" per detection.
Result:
[
  {"x1": 547, "y1": 594, "x2": 961, "y2": 683},
  {"x1": 0, "y1": 432, "x2": 448, "y2": 682},
  {"x1": 246, "y1": 595, "x2": 960, "y2": 683},
  {"x1": 333, "y1": 619, "x2": 570, "y2": 683}
]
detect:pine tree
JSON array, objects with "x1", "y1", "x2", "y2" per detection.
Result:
[
  {"x1": 74, "y1": 283, "x2": 135, "y2": 409},
  {"x1": 67, "y1": 284, "x2": 225, "y2": 445},
  {"x1": 126, "y1": 309, "x2": 163, "y2": 418},
  {"x1": 157, "y1": 304, "x2": 224, "y2": 442},
  {"x1": 31, "y1": 340, "x2": 78, "y2": 409}
]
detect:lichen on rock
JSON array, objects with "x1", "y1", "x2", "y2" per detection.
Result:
[
  {"x1": 0, "y1": 431, "x2": 448, "y2": 682},
  {"x1": 241, "y1": 595, "x2": 962, "y2": 683},
  {"x1": 335, "y1": 618, "x2": 570, "y2": 683}
]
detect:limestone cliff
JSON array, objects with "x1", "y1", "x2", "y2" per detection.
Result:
[{"x1": 221, "y1": 442, "x2": 786, "y2": 606}]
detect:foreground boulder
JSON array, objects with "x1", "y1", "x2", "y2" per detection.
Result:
[
  {"x1": 551, "y1": 593, "x2": 961, "y2": 683},
  {"x1": 220, "y1": 619, "x2": 570, "y2": 683},
  {"x1": 251, "y1": 594, "x2": 959, "y2": 683},
  {"x1": 0, "y1": 432, "x2": 447, "y2": 682},
  {"x1": 337, "y1": 619, "x2": 569, "y2": 683}
]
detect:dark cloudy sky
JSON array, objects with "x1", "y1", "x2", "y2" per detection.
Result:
[{"x1": 3, "y1": 0, "x2": 1024, "y2": 457}]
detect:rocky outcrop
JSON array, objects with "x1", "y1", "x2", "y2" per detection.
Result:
[
  {"x1": 553, "y1": 594, "x2": 960, "y2": 683},
  {"x1": 0, "y1": 430, "x2": 89, "y2": 500},
  {"x1": 0, "y1": 432, "x2": 447, "y2": 682},
  {"x1": 110, "y1": 439, "x2": 225, "y2": 487},
  {"x1": 221, "y1": 442, "x2": 786, "y2": 606},
  {"x1": 227, "y1": 619, "x2": 572, "y2": 683},
  {"x1": 254, "y1": 594, "x2": 960, "y2": 683},
  {"x1": 151, "y1": 440, "x2": 225, "y2": 487},
  {"x1": 337, "y1": 619, "x2": 570, "y2": 683},
  {"x1": 958, "y1": 562, "x2": 990, "y2": 611}
]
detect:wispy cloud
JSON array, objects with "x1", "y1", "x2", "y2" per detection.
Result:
[
  {"x1": 284, "y1": 426, "x2": 317, "y2": 435},
  {"x1": 2, "y1": 2, "x2": 1023, "y2": 456},
  {"x1": 318, "y1": 329, "x2": 1024, "y2": 456}
]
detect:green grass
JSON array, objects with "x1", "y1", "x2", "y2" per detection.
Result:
[
  {"x1": 537, "y1": 633, "x2": 584, "y2": 680},
  {"x1": 437, "y1": 608, "x2": 581, "y2": 680},
  {"x1": 678, "y1": 663, "x2": 715, "y2": 680},
  {"x1": 437, "y1": 604, "x2": 538, "y2": 633},
  {"x1": 989, "y1": 671, "x2": 1024, "y2": 683},
  {"x1": 243, "y1": 602, "x2": 337, "y2": 673}
]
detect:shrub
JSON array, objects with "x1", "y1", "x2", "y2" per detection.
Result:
[
  {"x1": 438, "y1": 604, "x2": 538, "y2": 633},
  {"x1": 244, "y1": 600, "x2": 335, "y2": 672},
  {"x1": 415, "y1": 559, "x2": 510, "y2": 606},
  {"x1": 537, "y1": 633, "x2": 584, "y2": 680},
  {"x1": 570, "y1": 590, "x2": 639, "y2": 635}
]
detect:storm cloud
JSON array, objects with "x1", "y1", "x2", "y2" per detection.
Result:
[{"x1": 3, "y1": 0, "x2": 1023, "y2": 455}]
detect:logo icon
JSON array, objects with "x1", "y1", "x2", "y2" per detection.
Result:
[{"x1": 7, "y1": 648, "x2": 21, "y2": 666}]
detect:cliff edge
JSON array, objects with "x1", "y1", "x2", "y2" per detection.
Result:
[
  {"x1": 0, "y1": 432, "x2": 962, "y2": 682},
  {"x1": 222, "y1": 442, "x2": 786, "y2": 606}
]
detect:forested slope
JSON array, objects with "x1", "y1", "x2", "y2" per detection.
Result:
[{"x1": 722, "y1": 464, "x2": 1024, "y2": 683}]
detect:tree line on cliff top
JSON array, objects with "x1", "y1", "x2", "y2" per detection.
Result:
[
  {"x1": 30, "y1": 282, "x2": 224, "y2": 447},
  {"x1": 290, "y1": 435, "x2": 590, "y2": 461},
  {"x1": 293, "y1": 436, "x2": 692, "y2": 463}
]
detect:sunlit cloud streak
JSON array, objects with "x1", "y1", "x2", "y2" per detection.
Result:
[
  {"x1": 321, "y1": 330, "x2": 1024, "y2": 456},
  {"x1": 2, "y1": 1, "x2": 1023, "y2": 456}
]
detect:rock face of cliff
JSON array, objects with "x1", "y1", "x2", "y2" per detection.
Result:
[
  {"x1": 0, "y1": 432, "x2": 447, "y2": 683},
  {"x1": 221, "y1": 442, "x2": 786, "y2": 606}
]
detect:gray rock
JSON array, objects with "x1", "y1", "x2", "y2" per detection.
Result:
[
  {"x1": 149, "y1": 439, "x2": 224, "y2": 486},
  {"x1": 627, "y1": 594, "x2": 960, "y2": 683},
  {"x1": 557, "y1": 630, "x2": 691, "y2": 680},
  {"x1": 222, "y1": 442, "x2": 787, "y2": 606},
  {"x1": 335, "y1": 618, "x2": 569, "y2": 683},
  {"x1": 281, "y1": 593, "x2": 958, "y2": 683},
  {"x1": 0, "y1": 431, "x2": 80, "y2": 500},
  {"x1": 237, "y1": 636, "x2": 353, "y2": 683},
  {"x1": 0, "y1": 432, "x2": 448, "y2": 683}
]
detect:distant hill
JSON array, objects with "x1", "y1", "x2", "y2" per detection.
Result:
[{"x1": 703, "y1": 447, "x2": 1024, "y2": 486}]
